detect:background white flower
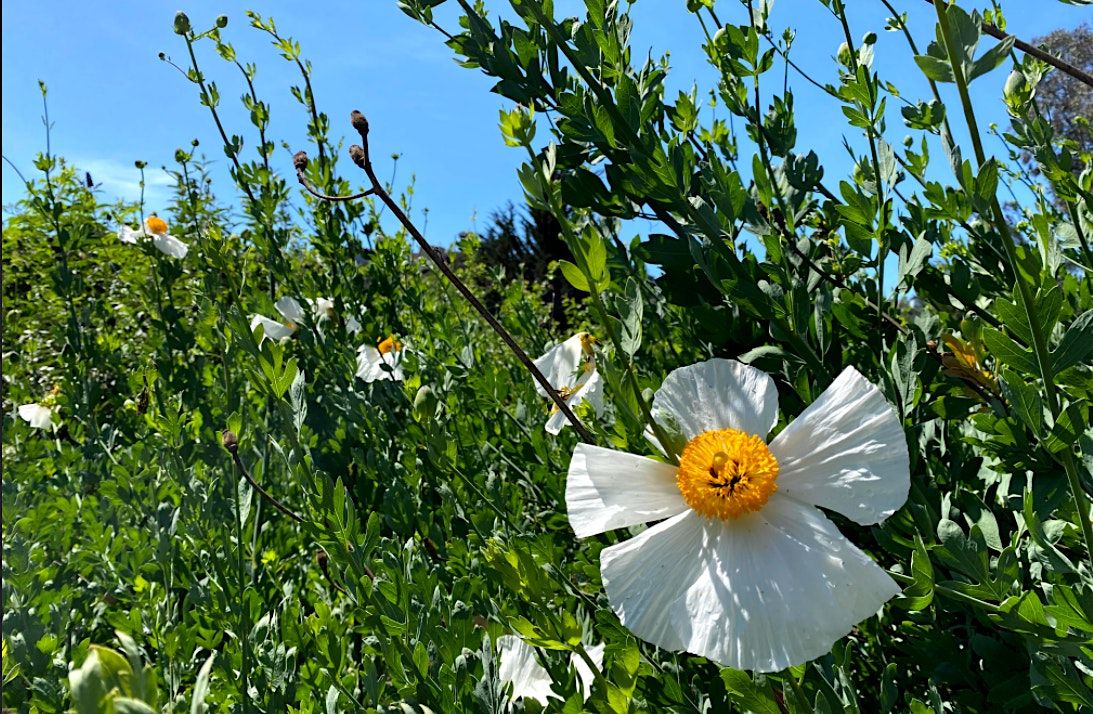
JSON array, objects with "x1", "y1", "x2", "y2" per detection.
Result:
[
  {"x1": 356, "y1": 335, "x2": 405, "y2": 382},
  {"x1": 18, "y1": 403, "x2": 55, "y2": 430},
  {"x1": 116, "y1": 216, "x2": 189, "y2": 259},
  {"x1": 566, "y1": 358, "x2": 909, "y2": 672},
  {"x1": 532, "y1": 332, "x2": 604, "y2": 435},
  {"x1": 497, "y1": 635, "x2": 604, "y2": 705}
]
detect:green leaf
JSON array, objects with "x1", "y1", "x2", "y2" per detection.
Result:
[
  {"x1": 191, "y1": 652, "x2": 216, "y2": 714},
  {"x1": 1052, "y1": 310, "x2": 1093, "y2": 373},
  {"x1": 619, "y1": 278, "x2": 643, "y2": 357},
  {"x1": 914, "y1": 54, "x2": 954, "y2": 83},
  {"x1": 998, "y1": 369, "x2": 1043, "y2": 437},
  {"x1": 720, "y1": 669, "x2": 782, "y2": 714},
  {"x1": 981, "y1": 326, "x2": 1038, "y2": 375},
  {"x1": 559, "y1": 260, "x2": 590, "y2": 292},
  {"x1": 894, "y1": 536, "x2": 934, "y2": 611},
  {"x1": 969, "y1": 36, "x2": 1015, "y2": 82}
]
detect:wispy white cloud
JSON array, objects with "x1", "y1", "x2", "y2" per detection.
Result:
[{"x1": 74, "y1": 156, "x2": 175, "y2": 208}]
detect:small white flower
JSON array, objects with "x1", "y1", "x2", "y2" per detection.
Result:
[
  {"x1": 566, "y1": 358, "x2": 910, "y2": 672},
  {"x1": 356, "y1": 335, "x2": 405, "y2": 382},
  {"x1": 18, "y1": 403, "x2": 55, "y2": 430},
  {"x1": 345, "y1": 315, "x2": 362, "y2": 335},
  {"x1": 533, "y1": 332, "x2": 604, "y2": 435},
  {"x1": 497, "y1": 636, "x2": 604, "y2": 705},
  {"x1": 117, "y1": 216, "x2": 189, "y2": 259},
  {"x1": 309, "y1": 297, "x2": 336, "y2": 321}
]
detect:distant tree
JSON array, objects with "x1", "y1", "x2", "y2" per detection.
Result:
[
  {"x1": 1024, "y1": 23, "x2": 1091, "y2": 176},
  {"x1": 468, "y1": 203, "x2": 576, "y2": 327}
]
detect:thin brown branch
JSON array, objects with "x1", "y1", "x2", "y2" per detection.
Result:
[
  {"x1": 295, "y1": 169, "x2": 376, "y2": 202},
  {"x1": 222, "y1": 430, "x2": 306, "y2": 524},
  {"x1": 294, "y1": 113, "x2": 597, "y2": 444}
]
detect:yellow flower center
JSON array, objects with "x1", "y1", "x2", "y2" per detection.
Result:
[
  {"x1": 377, "y1": 335, "x2": 402, "y2": 355},
  {"x1": 145, "y1": 216, "x2": 169, "y2": 235},
  {"x1": 676, "y1": 428, "x2": 779, "y2": 520},
  {"x1": 548, "y1": 385, "x2": 577, "y2": 414},
  {"x1": 578, "y1": 332, "x2": 596, "y2": 355}
]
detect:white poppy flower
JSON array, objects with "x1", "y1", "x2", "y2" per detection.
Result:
[
  {"x1": 533, "y1": 332, "x2": 604, "y2": 435},
  {"x1": 566, "y1": 359, "x2": 909, "y2": 672},
  {"x1": 18, "y1": 403, "x2": 55, "y2": 430},
  {"x1": 356, "y1": 335, "x2": 405, "y2": 382},
  {"x1": 250, "y1": 315, "x2": 296, "y2": 343},
  {"x1": 497, "y1": 636, "x2": 604, "y2": 705},
  {"x1": 116, "y1": 216, "x2": 189, "y2": 259},
  {"x1": 345, "y1": 315, "x2": 362, "y2": 335}
]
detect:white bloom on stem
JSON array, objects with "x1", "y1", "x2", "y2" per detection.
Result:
[
  {"x1": 566, "y1": 358, "x2": 910, "y2": 672},
  {"x1": 356, "y1": 335, "x2": 405, "y2": 382},
  {"x1": 533, "y1": 332, "x2": 604, "y2": 435},
  {"x1": 497, "y1": 636, "x2": 604, "y2": 705},
  {"x1": 250, "y1": 297, "x2": 304, "y2": 343},
  {"x1": 18, "y1": 403, "x2": 55, "y2": 430},
  {"x1": 117, "y1": 216, "x2": 189, "y2": 259}
]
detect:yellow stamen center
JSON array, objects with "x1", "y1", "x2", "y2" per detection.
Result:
[
  {"x1": 578, "y1": 332, "x2": 596, "y2": 355},
  {"x1": 548, "y1": 385, "x2": 577, "y2": 414},
  {"x1": 145, "y1": 216, "x2": 169, "y2": 235},
  {"x1": 677, "y1": 428, "x2": 779, "y2": 520},
  {"x1": 377, "y1": 335, "x2": 402, "y2": 355}
]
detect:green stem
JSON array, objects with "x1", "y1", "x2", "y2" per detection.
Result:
[{"x1": 933, "y1": 0, "x2": 1093, "y2": 563}]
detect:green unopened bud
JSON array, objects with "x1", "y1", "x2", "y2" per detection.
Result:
[
  {"x1": 134, "y1": 160, "x2": 147, "y2": 169},
  {"x1": 173, "y1": 11, "x2": 192, "y2": 35},
  {"x1": 216, "y1": 15, "x2": 229, "y2": 28},
  {"x1": 1003, "y1": 70, "x2": 1030, "y2": 114},
  {"x1": 413, "y1": 386, "x2": 438, "y2": 421},
  {"x1": 836, "y1": 42, "x2": 852, "y2": 66}
]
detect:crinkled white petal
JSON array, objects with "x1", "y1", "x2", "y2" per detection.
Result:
[
  {"x1": 250, "y1": 315, "x2": 295, "y2": 342},
  {"x1": 533, "y1": 333, "x2": 589, "y2": 396},
  {"x1": 600, "y1": 497, "x2": 899, "y2": 672},
  {"x1": 566, "y1": 444, "x2": 688, "y2": 538},
  {"x1": 356, "y1": 346, "x2": 404, "y2": 382},
  {"x1": 276, "y1": 297, "x2": 307, "y2": 324},
  {"x1": 18, "y1": 403, "x2": 54, "y2": 430},
  {"x1": 497, "y1": 637, "x2": 603, "y2": 704},
  {"x1": 770, "y1": 366, "x2": 909, "y2": 526},
  {"x1": 345, "y1": 316, "x2": 362, "y2": 335},
  {"x1": 151, "y1": 233, "x2": 189, "y2": 259},
  {"x1": 117, "y1": 225, "x2": 144, "y2": 245},
  {"x1": 652, "y1": 358, "x2": 778, "y2": 440}
]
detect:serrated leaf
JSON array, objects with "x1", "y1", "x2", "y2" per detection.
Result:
[{"x1": 981, "y1": 327, "x2": 1039, "y2": 374}]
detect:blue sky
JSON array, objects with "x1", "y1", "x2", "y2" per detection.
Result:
[{"x1": 2, "y1": 1, "x2": 1088, "y2": 246}]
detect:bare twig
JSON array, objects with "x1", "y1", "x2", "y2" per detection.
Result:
[
  {"x1": 222, "y1": 430, "x2": 306, "y2": 524},
  {"x1": 294, "y1": 113, "x2": 596, "y2": 444}
]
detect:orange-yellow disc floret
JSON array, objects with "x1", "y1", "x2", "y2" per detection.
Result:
[{"x1": 676, "y1": 428, "x2": 779, "y2": 520}]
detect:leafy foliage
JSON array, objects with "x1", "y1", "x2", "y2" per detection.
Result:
[{"x1": 4, "y1": 2, "x2": 1093, "y2": 712}]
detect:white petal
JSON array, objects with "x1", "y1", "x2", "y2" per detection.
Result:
[
  {"x1": 356, "y1": 346, "x2": 403, "y2": 382},
  {"x1": 571, "y1": 643, "x2": 604, "y2": 699},
  {"x1": 574, "y1": 369, "x2": 604, "y2": 415},
  {"x1": 18, "y1": 403, "x2": 54, "y2": 429},
  {"x1": 276, "y1": 297, "x2": 306, "y2": 323},
  {"x1": 652, "y1": 359, "x2": 778, "y2": 440},
  {"x1": 310, "y1": 297, "x2": 336, "y2": 321},
  {"x1": 533, "y1": 333, "x2": 587, "y2": 395},
  {"x1": 544, "y1": 408, "x2": 568, "y2": 436},
  {"x1": 769, "y1": 366, "x2": 909, "y2": 525},
  {"x1": 601, "y1": 498, "x2": 899, "y2": 672},
  {"x1": 345, "y1": 316, "x2": 362, "y2": 335},
  {"x1": 567, "y1": 444, "x2": 688, "y2": 538},
  {"x1": 152, "y1": 233, "x2": 189, "y2": 259},
  {"x1": 250, "y1": 315, "x2": 295, "y2": 342},
  {"x1": 117, "y1": 225, "x2": 143, "y2": 245},
  {"x1": 497, "y1": 636, "x2": 555, "y2": 705}
]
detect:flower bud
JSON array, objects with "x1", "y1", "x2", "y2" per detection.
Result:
[
  {"x1": 173, "y1": 11, "x2": 192, "y2": 35},
  {"x1": 216, "y1": 15, "x2": 229, "y2": 28},
  {"x1": 293, "y1": 150, "x2": 309, "y2": 172},
  {"x1": 350, "y1": 110, "x2": 369, "y2": 138},
  {"x1": 222, "y1": 429, "x2": 239, "y2": 453},
  {"x1": 348, "y1": 144, "x2": 367, "y2": 170},
  {"x1": 413, "y1": 386, "x2": 439, "y2": 421}
]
